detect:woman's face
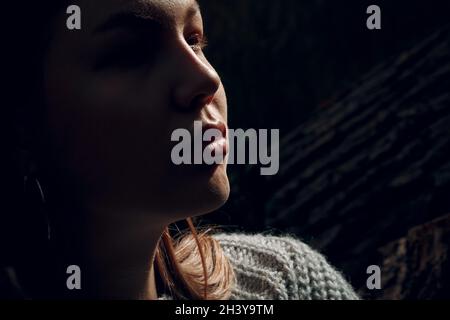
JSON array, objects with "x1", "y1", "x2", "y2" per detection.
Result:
[{"x1": 43, "y1": 0, "x2": 229, "y2": 221}]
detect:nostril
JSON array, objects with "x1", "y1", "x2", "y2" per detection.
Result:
[
  {"x1": 204, "y1": 95, "x2": 214, "y2": 105},
  {"x1": 190, "y1": 94, "x2": 213, "y2": 110}
]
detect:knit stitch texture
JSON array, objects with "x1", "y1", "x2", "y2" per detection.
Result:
[{"x1": 158, "y1": 232, "x2": 360, "y2": 300}]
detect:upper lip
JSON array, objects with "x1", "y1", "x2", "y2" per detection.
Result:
[{"x1": 202, "y1": 121, "x2": 227, "y2": 139}]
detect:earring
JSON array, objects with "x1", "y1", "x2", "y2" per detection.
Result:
[{"x1": 23, "y1": 175, "x2": 51, "y2": 241}]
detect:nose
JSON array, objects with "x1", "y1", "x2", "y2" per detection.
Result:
[{"x1": 172, "y1": 44, "x2": 221, "y2": 112}]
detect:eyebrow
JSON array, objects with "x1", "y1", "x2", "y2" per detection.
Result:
[{"x1": 94, "y1": 1, "x2": 201, "y2": 35}]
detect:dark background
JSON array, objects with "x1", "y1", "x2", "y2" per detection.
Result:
[
  {"x1": 198, "y1": 0, "x2": 450, "y2": 299},
  {"x1": 201, "y1": 0, "x2": 449, "y2": 130}
]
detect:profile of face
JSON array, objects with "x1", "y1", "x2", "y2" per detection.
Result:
[{"x1": 42, "y1": 0, "x2": 230, "y2": 224}]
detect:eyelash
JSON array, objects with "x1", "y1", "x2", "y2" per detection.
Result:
[{"x1": 187, "y1": 33, "x2": 208, "y2": 52}]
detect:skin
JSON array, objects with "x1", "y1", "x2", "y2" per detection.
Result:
[{"x1": 39, "y1": 0, "x2": 229, "y2": 299}]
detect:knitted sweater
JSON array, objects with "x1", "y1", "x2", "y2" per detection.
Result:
[{"x1": 158, "y1": 232, "x2": 360, "y2": 300}]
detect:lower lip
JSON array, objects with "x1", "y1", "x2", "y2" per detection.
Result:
[{"x1": 203, "y1": 137, "x2": 229, "y2": 160}]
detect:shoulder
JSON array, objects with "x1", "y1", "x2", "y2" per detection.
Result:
[{"x1": 212, "y1": 232, "x2": 360, "y2": 300}]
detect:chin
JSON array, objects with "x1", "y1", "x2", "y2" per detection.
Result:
[
  {"x1": 167, "y1": 163, "x2": 230, "y2": 219},
  {"x1": 194, "y1": 164, "x2": 230, "y2": 215}
]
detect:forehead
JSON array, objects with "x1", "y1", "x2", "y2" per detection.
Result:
[
  {"x1": 132, "y1": 0, "x2": 199, "y2": 20},
  {"x1": 78, "y1": 0, "x2": 201, "y2": 29}
]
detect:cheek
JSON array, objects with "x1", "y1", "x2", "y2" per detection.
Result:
[{"x1": 44, "y1": 72, "x2": 174, "y2": 188}]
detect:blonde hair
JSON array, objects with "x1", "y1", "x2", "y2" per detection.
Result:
[{"x1": 155, "y1": 218, "x2": 236, "y2": 300}]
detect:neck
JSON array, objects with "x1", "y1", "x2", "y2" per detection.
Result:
[
  {"x1": 48, "y1": 195, "x2": 167, "y2": 300},
  {"x1": 85, "y1": 208, "x2": 164, "y2": 300}
]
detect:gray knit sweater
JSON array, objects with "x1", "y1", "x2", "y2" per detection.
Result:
[{"x1": 158, "y1": 232, "x2": 360, "y2": 300}]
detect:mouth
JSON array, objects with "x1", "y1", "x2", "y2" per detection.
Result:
[{"x1": 201, "y1": 121, "x2": 229, "y2": 160}]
